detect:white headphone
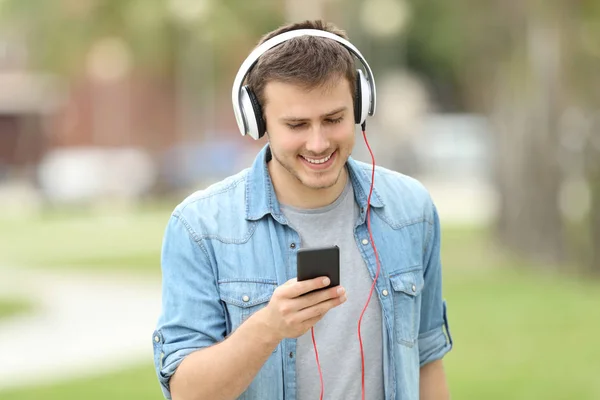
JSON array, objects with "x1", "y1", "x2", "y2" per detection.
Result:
[{"x1": 231, "y1": 29, "x2": 377, "y2": 140}]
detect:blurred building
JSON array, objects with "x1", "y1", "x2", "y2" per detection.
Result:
[{"x1": 0, "y1": 32, "x2": 59, "y2": 181}]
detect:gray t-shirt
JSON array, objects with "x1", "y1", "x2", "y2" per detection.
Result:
[{"x1": 281, "y1": 179, "x2": 384, "y2": 400}]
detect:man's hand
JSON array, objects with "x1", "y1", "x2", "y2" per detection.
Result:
[
  {"x1": 257, "y1": 277, "x2": 347, "y2": 341},
  {"x1": 169, "y1": 277, "x2": 345, "y2": 400}
]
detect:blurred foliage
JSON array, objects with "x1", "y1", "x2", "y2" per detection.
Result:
[
  {"x1": 403, "y1": 0, "x2": 600, "y2": 272},
  {"x1": 403, "y1": 0, "x2": 600, "y2": 110},
  {"x1": 0, "y1": 0, "x2": 284, "y2": 78},
  {"x1": 1, "y1": 0, "x2": 175, "y2": 76},
  {"x1": 0, "y1": 0, "x2": 597, "y2": 111},
  {"x1": 3, "y1": 0, "x2": 595, "y2": 112}
]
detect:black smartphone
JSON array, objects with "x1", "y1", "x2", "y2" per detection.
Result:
[{"x1": 296, "y1": 245, "x2": 340, "y2": 291}]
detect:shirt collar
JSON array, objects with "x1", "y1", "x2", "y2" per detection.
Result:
[{"x1": 245, "y1": 144, "x2": 384, "y2": 221}]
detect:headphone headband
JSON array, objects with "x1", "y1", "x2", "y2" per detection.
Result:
[{"x1": 231, "y1": 29, "x2": 377, "y2": 137}]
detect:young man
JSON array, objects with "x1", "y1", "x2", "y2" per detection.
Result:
[{"x1": 152, "y1": 20, "x2": 452, "y2": 400}]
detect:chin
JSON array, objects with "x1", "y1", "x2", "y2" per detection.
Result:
[
  {"x1": 301, "y1": 180, "x2": 337, "y2": 190},
  {"x1": 296, "y1": 157, "x2": 346, "y2": 189},
  {"x1": 298, "y1": 171, "x2": 340, "y2": 190}
]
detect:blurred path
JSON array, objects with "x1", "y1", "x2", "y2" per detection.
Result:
[{"x1": 0, "y1": 267, "x2": 161, "y2": 390}]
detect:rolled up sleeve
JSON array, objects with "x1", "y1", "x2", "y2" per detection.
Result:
[
  {"x1": 152, "y1": 213, "x2": 226, "y2": 399},
  {"x1": 418, "y1": 202, "x2": 453, "y2": 367}
]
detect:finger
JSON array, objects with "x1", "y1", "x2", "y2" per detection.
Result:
[
  {"x1": 273, "y1": 278, "x2": 298, "y2": 300},
  {"x1": 285, "y1": 276, "x2": 331, "y2": 298},
  {"x1": 300, "y1": 315, "x2": 324, "y2": 332},
  {"x1": 295, "y1": 295, "x2": 347, "y2": 323},
  {"x1": 297, "y1": 285, "x2": 345, "y2": 310}
]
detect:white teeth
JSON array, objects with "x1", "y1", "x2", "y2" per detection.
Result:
[{"x1": 303, "y1": 154, "x2": 332, "y2": 164}]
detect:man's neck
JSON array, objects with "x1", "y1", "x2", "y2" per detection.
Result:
[{"x1": 268, "y1": 163, "x2": 348, "y2": 210}]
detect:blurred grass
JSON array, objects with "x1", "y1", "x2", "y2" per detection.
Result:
[
  {"x1": 0, "y1": 297, "x2": 31, "y2": 319},
  {"x1": 441, "y1": 228, "x2": 600, "y2": 399},
  {"x1": 0, "y1": 204, "x2": 170, "y2": 272},
  {"x1": 0, "y1": 208, "x2": 599, "y2": 399},
  {"x1": 0, "y1": 364, "x2": 162, "y2": 400}
]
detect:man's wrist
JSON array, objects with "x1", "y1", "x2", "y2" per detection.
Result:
[{"x1": 245, "y1": 307, "x2": 283, "y2": 349}]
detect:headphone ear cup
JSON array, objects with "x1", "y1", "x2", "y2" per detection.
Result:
[
  {"x1": 354, "y1": 72, "x2": 362, "y2": 124},
  {"x1": 355, "y1": 69, "x2": 371, "y2": 125},
  {"x1": 246, "y1": 87, "x2": 266, "y2": 139},
  {"x1": 240, "y1": 86, "x2": 266, "y2": 140}
]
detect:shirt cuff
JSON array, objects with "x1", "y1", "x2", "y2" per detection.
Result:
[
  {"x1": 157, "y1": 346, "x2": 202, "y2": 399},
  {"x1": 418, "y1": 301, "x2": 453, "y2": 367}
]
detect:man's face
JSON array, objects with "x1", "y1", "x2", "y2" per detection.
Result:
[{"x1": 263, "y1": 76, "x2": 355, "y2": 194}]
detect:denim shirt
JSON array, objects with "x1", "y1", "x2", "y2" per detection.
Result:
[{"x1": 152, "y1": 145, "x2": 453, "y2": 400}]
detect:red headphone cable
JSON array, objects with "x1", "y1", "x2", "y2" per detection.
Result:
[
  {"x1": 358, "y1": 122, "x2": 381, "y2": 400},
  {"x1": 311, "y1": 122, "x2": 379, "y2": 400}
]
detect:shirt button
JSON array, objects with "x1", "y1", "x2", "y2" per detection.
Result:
[
  {"x1": 289, "y1": 352, "x2": 294, "y2": 358},
  {"x1": 412, "y1": 285, "x2": 417, "y2": 293},
  {"x1": 242, "y1": 295, "x2": 250, "y2": 302},
  {"x1": 382, "y1": 290, "x2": 389, "y2": 296},
  {"x1": 154, "y1": 336, "x2": 160, "y2": 343},
  {"x1": 361, "y1": 239, "x2": 369, "y2": 245},
  {"x1": 290, "y1": 243, "x2": 296, "y2": 249}
]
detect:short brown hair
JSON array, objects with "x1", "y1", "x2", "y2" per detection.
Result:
[{"x1": 245, "y1": 20, "x2": 357, "y2": 115}]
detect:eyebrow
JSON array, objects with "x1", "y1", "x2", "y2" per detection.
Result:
[{"x1": 279, "y1": 106, "x2": 347, "y2": 123}]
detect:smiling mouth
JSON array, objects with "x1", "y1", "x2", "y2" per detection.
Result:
[{"x1": 300, "y1": 153, "x2": 333, "y2": 164}]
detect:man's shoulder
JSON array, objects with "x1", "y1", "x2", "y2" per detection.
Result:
[
  {"x1": 355, "y1": 160, "x2": 432, "y2": 205},
  {"x1": 172, "y1": 168, "x2": 249, "y2": 220}
]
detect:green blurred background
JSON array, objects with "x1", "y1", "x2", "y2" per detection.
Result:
[{"x1": 0, "y1": 0, "x2": 599, "y2": 399}]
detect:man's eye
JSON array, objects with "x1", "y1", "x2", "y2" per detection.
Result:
[
  {"x1": 288, "y1": 123, "x2": 305, "y2": 130},
  {"x1": 326, "y1": 117, "x2": 343, "y2": 124}
]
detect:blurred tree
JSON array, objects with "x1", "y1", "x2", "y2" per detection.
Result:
[
  {"x1": 571, "y1": 0, "x2": 600, "y2": 274},
  {"x1": 403, "y1": 0, "x2": 600, "y2": 274},
  {"x1": 0, "y1": 0, "x2": 282, "y2": 78}
]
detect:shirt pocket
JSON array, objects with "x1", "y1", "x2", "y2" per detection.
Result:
[
  {"x1": 218, "y1": 280, "x2": 277, "y2": 338},
  {"x1": 389, "y1": 268, "x2": 424, "y2": 347}
]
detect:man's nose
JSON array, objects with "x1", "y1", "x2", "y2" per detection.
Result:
[{"x1": 305, "y1": 126, "x2": 330, "y2": 155}]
